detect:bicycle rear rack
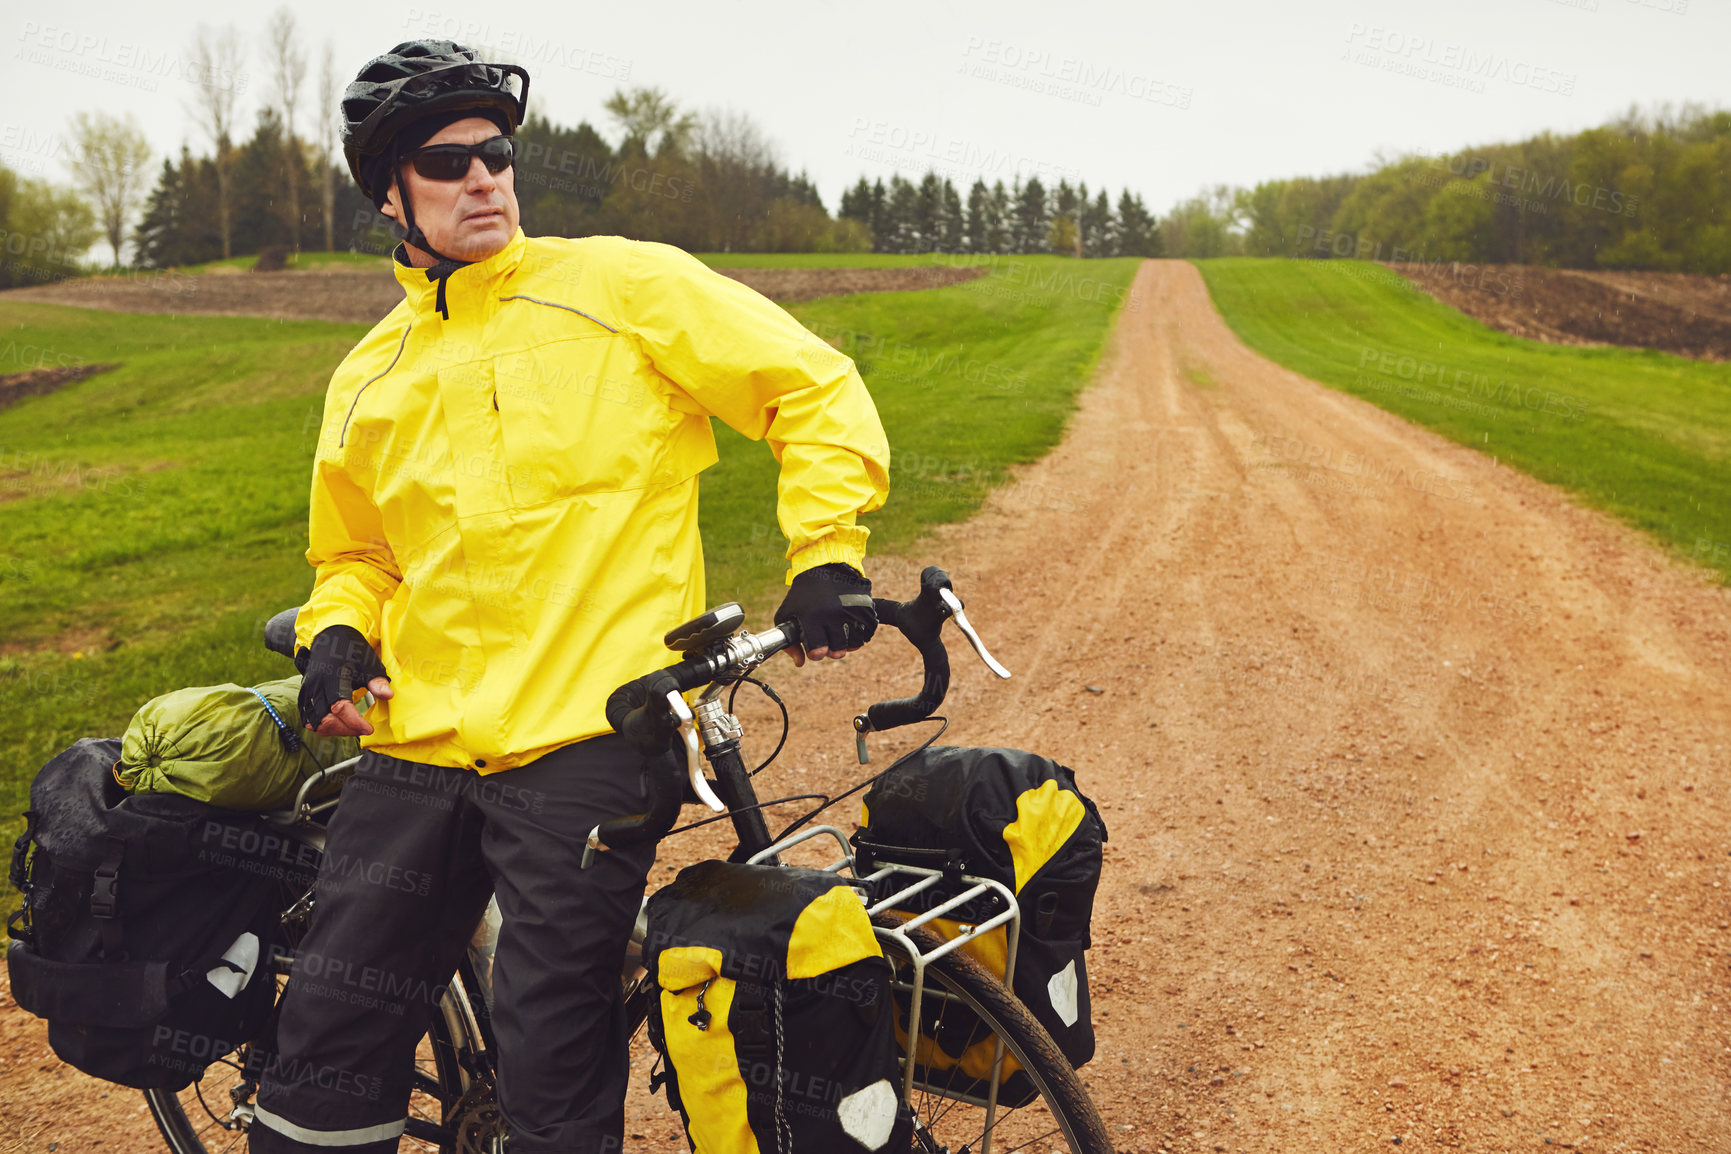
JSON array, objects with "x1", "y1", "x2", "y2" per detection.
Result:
[
  {"x1": 745, "y1": 825, "x2": 1023, "y2": 1150},
  {"x1": 258, "y1": 753, "x2": 363, "y2": 848}
]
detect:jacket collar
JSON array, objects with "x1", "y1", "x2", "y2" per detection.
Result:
[{"x1": 392, "y1": 228, "x2": 529, "y2": 320}]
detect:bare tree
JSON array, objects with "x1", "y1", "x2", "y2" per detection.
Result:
[
  {"x1": 317, "y1": 39, "x2": 338, "y2": 252},
  {"x1": 693, "y1": 109, "x2": 776, "y2": 171},
  {"x1": 691, "y1": 109, "x2": 778, "y2": 254},
  {"x1": 186, "y1": 24, "x2": 244, "y2": 259},
  {"x1": 603, "y1": 87, "x2": 695, "y2": 157},
  {"x1": 64, "y1": 111, "x2": 153, "y2": 267},
  {"x1": 266, "y1": 9, "x2": 308, "y2": 255}
]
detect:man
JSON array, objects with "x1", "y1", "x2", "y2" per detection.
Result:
[{"x1": 251, "y1": 41, "x2": 889, "y2": 1154}]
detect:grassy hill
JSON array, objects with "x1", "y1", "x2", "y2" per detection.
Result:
[
  {"x1": 1194, "y1": 258, "x2": 1731, "y2": 582},
  {"x1": 170, "y1": 251, "x2": 393, "y2": 274},
  {"x1": 0, "y1": 254, "x2": 1139, "y2": 823}
]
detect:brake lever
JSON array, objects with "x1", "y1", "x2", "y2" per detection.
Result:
[
  {"x1": 667, "y1": 690, "x2": 725, "y2": 812},
  {"x1": 937, "y1": 588, "x2": 1011, "y2": 679}
]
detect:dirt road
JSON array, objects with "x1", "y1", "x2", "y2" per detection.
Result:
[
  {"x1": 633, "y1": 259, "x2": 1730, "y2": 1151},
  {"x1": 5, "y1": 260, "x2": 1729, "y2": 1151}
]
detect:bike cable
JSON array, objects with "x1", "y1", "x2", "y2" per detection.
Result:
[
  {"x1": 724, "y1": 675, "x2": 790, "y2": 776},
  {"x1": 768, "y1": 715, "x2": 949, "y2": 846},
  {"x1": 655, "y1": 714, "x2": 947, "y2": 844},
  {"x1": 659, "y1": 793, "x2": 832, "y2": 840}
]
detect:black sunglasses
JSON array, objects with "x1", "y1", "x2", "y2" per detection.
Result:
[{"x1": 405, "y1": 136, "x2": 516, "y2": 181}]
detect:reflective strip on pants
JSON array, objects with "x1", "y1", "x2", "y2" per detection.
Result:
[{"x1": 252, "y1": 1105, "x2": 405, "y2": 1148}]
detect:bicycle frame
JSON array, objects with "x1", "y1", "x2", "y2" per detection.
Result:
[{"x1": 258, "y1": 593, "x2": 1031, "y2": 1149}]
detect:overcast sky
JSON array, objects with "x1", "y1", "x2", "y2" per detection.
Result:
[{"x1": 5, "y1": 0, "x2": 1726, "y2": 218}]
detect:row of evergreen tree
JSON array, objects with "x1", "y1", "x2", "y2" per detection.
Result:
[
  {"x1": 837, "y1": 174, "x2": 1162, "y2": 257},
  {"x1": 134, "y1": 109, "x2": 373, "y2": 269},
  {"x1": 128, "y1": 98, "x2": 870, "y2": 267},
  {"x1": 126, "y1": 100, "x2": 1171, "y2": 267},
  {"x1": 504, "y1": 100, "x2": 862, "y2": 256},
  {"x1": 129, "y1": 96, "x2": 1166, "y2": 266}
]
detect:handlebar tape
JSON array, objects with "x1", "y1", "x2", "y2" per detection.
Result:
[
  {"x1": 604, "y1": 654, "x2": 720, "y2": 755},
  {"x1": 591, "y1": 750, "x2": 685, "y2": 850},
  {"x1": 605, "y1": 668, "x2": 683, "y2": 755},
  {"x1": 863, "y1": 565, "x2": 953, "y2": 732}
]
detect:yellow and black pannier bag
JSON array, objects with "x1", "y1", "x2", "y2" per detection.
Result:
[
  {"x1": 643, "y1": 860, "x2": 911, "y2": 1154},
  {"x1": 853, "y1": 746, "x2": 1106, "y2": 1103}
]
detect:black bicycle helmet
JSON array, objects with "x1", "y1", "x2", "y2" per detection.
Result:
[
  {"x1": 342, "y1": 41, "x2": 530, "y2": 316},
  {"x1": 341, "y1": 40, "x2": 530, "y2": 204}
]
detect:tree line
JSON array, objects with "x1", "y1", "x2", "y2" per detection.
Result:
[
  {"x1": 3, "y1": 8, "x2": 1726, "y2": 285},
  {"x1": 0, "y1": 166, "x2": 97, "y2": 290},
  {"x1": 117, "y1": 76, "x2": 1167, "y2": 266},
  {"x1": 1170, "y1": 105, "x2": 1731, "y2": 273},
  {"x1": 0, "y1": 10, "x2": 1174, "y2": 278},
  {"x1": 836, "y1": 174, "x2": 1162, "y2": 257}
]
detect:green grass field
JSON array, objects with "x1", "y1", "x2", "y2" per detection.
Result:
[
  {"x1": 1194, "y1": 258, "x2": 1731, "y2": 581},
  {"x1": 0, "y1": 253, "x2": 1138, "y2": 825},
  {"x1": 170, "y1": 251, "x2": 392, "y2": 274},
  {"x1": 171, "y1": 251, "x2": 960, "y2": 273},
  {"x1": 695, "y1": 252, "x2": 982, "y2": 269}
]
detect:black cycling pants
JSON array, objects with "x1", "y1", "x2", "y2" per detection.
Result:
[{"x1": 250, "y1": 736, "x2": 658, "y2": 1154}]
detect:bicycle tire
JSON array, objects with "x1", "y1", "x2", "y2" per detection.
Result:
[
  {"x1": 874, "y1": 914, "x2": 1115, "y2": 1154},
  {"x1": 145, "y1": 977, "x2": 485, "y2": 1154}
]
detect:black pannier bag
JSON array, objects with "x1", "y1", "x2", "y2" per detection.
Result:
[
  {"x1": 6, "y1": 738, "x2": 318, "y2": 1090},
  {"x1": 853, "y1": 746, "x2": 1106, "y2": 1102},
  {"x1": 643, "y1": 860, "x2": 911, "y2": 1154}
]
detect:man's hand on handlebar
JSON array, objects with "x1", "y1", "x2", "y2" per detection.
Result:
[
  {"x1": 606, "y1": 669, "x2": 684, "y2": 755},
  {"x1": 774, "y1": 562, "x2": 877, "y2": 667},
  {"x1": 296, "y1": 624, "x2": 395, "y2": 738}
]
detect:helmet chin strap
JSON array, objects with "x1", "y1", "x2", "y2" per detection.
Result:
[{"x1": 392, "y1": 158, "x2": 471, "y2": 321}]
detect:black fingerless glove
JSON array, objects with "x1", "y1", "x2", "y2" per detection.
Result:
[
  {"x1": 607, "y1": 672, "x2": 706, "y2": 805},
  {"x1": 773, "y1": 562, "x2": 877, "y2": 653},
  {"x1": 295, "y1": 624, "x2": 389, "y2": 729},
  {"x1": 605, "y1": 668, "x2": 684, "y2": 756}
]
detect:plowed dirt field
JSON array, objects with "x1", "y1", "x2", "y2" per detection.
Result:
[
  {"x1": 1392, "y1": 262, "x2": 1731, "y2": 362},
  {"x1": 0, "y1": 264, "x2": 986, "y2": 324},
  {"x1": 3, "y1": 260, "x2": 1728, "y2": 1153}
]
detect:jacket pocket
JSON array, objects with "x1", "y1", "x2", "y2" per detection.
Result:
[{"x1": 491, "y1": 335, "x2": 683, "y2": 506}]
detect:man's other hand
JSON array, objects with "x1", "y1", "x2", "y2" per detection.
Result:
[
  {"x1": 296, "y1": 624, "x2": 394, "y2": 737},
  {"x1": 314, "y1": 676, "x2": 395, "y2": 737}
]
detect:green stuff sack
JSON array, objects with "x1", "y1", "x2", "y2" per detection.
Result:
[
  {"x1": 644, "y1": 861, "x2": 911, "y2": 1154},
  {"x1": 853, "y1": 746, "x2": 1106, "y2": 1105},
  {"x1": 117, "y1": 677, "x2": 358, "y2": 811}
]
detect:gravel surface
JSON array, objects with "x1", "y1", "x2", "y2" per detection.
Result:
[{"x1": 4, "y1": 260, "x2": 1728, "y2": 1152}]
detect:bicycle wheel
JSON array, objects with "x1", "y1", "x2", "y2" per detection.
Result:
[
  {"x1": 874, "y1": 915, "x2": 1114, "y2": 1154},
  {"x1": 145, "y1": 974, "x2": 488, "y2": 1154}
]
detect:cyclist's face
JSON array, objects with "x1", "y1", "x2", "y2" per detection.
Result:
[{"x1": 382, "y1": 117, "x2": 520, "y2": 265}]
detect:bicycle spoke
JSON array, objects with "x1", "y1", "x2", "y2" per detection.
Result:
[
  {"x1": 882, "y1": 926, "x2": 1104, "y2": 1154},
  {"x1": 210, "y1": 1127, "x2": 249, "y2": 1154},
  {"x1": 991, "y1": 1125, "x2": 1064, "y2": 1153},
  {"x1": 917, "y1": 996, "x2": 969, "y2": 1136}
]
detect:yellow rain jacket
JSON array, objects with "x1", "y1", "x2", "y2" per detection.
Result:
[{"x1": 296, "y1": 229, "x2": 889, "y2": 773}]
